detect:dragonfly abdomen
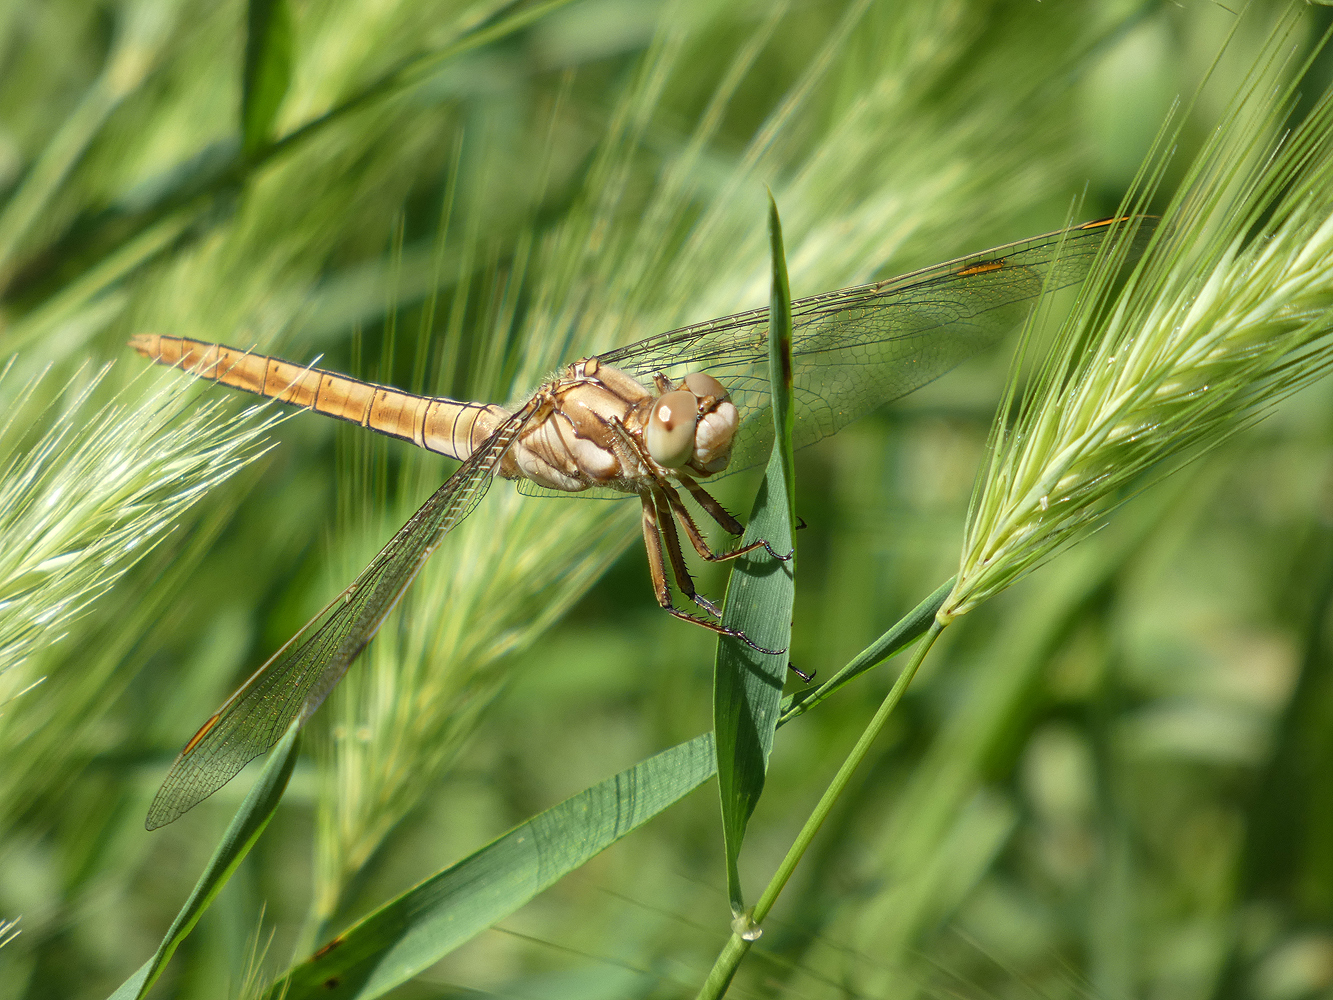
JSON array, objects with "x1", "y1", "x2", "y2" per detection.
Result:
[{"x1": 129, "y1": 334, "x2": 510, "y2": 461}]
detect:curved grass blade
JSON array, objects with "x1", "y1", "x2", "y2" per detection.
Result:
[
  {"x1": 779, "y1": 577, "x2": 954, "y2": 724},
  {"x1": 242, "y1": 0, "x2": 293, "y2": 156},
  {"x1": 108, "y1": 719, "x2": 302, "y2": 1000},
  {"x1": 766, "y1": 192, "x2": 798, "y2": 523},
  {"x1": 255, "y1": 577, "x2": 951, "y2": 999},
  {"x1": 265, "y1": 734, "x2": 718, "y2": 1000},
  {"x1": 715, "y1": 195, "x2": 797, "y2": 916}
]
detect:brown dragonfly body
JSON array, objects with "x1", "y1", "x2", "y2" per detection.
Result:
[
  {"x1": 134, "y1": 215, "x2": 1154, "y2": 829},
  {"x1": 132, "y1": 333, "x2": 768, "y2": 648}
]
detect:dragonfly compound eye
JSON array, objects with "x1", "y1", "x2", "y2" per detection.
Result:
[
  {"x1": 646, "y1": 390, "x2": 698, "y2": 468},
  {"x1": 690, "y1": 405, "x2": 738, "y2": 476},
  {"x1": 681, "y1": 372, "x2": 728, "y2": 403}
]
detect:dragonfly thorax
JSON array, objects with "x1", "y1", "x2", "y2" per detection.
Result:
[{"x1": 506, "y1": 360, "x2": 738, "y2": 495}]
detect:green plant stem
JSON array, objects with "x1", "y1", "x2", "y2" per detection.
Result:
[{"x1": 694, "y1": 619, "x2": 946, "y2": 999}]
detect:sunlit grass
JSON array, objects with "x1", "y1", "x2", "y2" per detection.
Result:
[
  {"x1": 943, "y1": 17, "x2": 1333, "y2": 622},
  {"x1": 0, "y1": 369, "x2": 273, "y2": 679},
  {"x1": 6, "y1": 1, "x2": 1329, "y2": 997},
  {"x1": 0, "y1": 364, "x2": 275, "y2": 846}
]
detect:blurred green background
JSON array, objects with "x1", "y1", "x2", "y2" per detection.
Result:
[{"x1": 3, "y1": 1, "x2": 1333, "y2": 997}]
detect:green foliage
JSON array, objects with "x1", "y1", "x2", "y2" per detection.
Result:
[
  {"x1": 273, "y1": 734, "x2": 716, "y2": 999},
  {"x1": 242, "y1": 0, "x2": 294, "y2": 156},
  {"x1": 4, "y1": 1, "x2": 1333, "y2": 999},
  {"x1": 713, "y1": 194, "x2": 798, "y2": 918},
  {"x1": 116, "y1": 721, "x2": 301, "y2": 1000},
  {"x1": 945, "y1": 12, "x2": 1333, "y2": 622}
]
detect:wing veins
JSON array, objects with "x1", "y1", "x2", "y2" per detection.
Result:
[
  {"x1": 144, "y1": 402, "x2": 538, "y2": 829},
  {"x1": 600, "y1": 221, "x2": 1134, "y2": 378}
]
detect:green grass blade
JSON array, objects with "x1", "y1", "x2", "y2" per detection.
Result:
[
  {"x1": 266, "y1": 734, "x2": 718, "y2": 1000},
  {"x1": 766, "y1": 192, "x2": 797, "y2": 523},
  {"x1": 242, "y1": 0, "x2": 294, "y2": 156},
  {"x1": 714, "y1": 195, "x2": 798, "y2": 915},
  {"x1": 107, "y1": 719, "x2": 302, "y2": 1000},
  {"x1": 6, "y1": 0, "x2": 576, "y2": 309},
  {"x1": 0, "y1": 3, "x2": 173, "y2": 289},
  {"x1": 256, "y1": 576, "x2": 964, "y2": 998}
]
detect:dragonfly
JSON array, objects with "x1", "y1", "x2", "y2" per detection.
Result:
[{"x1": 136, "y1": 215, "x2": 1153, "y2": 829}]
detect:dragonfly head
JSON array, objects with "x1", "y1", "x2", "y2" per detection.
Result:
[{"x1": 644, "y1": 372, "x2": 737, "y2": 476}]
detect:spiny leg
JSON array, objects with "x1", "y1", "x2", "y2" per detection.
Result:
[
  {"x1": 660, "y1": 481, "x2": 807, "y2": 677},
  {"x1": 678, "y1": 475, "x2": 744, "y2": 534},
  {"x1": 659, "y1": 481, "x2": 772, "y2": 564},
  {"x1": 605, "y1": 413, "x2": 768, "y2": 567},
  {"x1": 605, "y1": 412, "x2": 783, "y2": 564},
  {"x1": 674, "y1": 477, "x2": 792, "y2": 563},
  {"x1": 640, "y1": 492, "x2": 675, "y2": 608},
  {"x1": 651, "y1": 487, "x2": 720, "y2": 618},
  {"x1": 638, "y1": 493, "x2": 782, "y2": 656}
]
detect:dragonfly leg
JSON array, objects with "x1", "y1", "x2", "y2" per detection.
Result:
[
  {"x1": 789, "y1": 662, "x2": 815, "y2": 682},
  {"x1": 659, "y1": 482, "x2": 769, "y2": 563},
  {"x1": 640, "y1": 492, "x2": 676, "y2": 605},
  {"x1": 677, "y1": 475, "x2": 744, "y2": 534},
  {"x1": 638, "y1": 492, "x2": 783, "y2": 656},
  {"x1": 674, "y1": 477, "x2": 792, "y2": 563},
  {"x1": 651, "y1": 488, "x2": 716, "y2": 618},
  {"x1": 603, "y1": 415, "x2": 774, "y2": 562},
  {"x1": 643, "y1": 491, "x2": 711, "y2": 615}
]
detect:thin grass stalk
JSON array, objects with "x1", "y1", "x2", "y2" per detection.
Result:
[{"x1": 695, "y1": 621, "x2": 945, "y2": 998}]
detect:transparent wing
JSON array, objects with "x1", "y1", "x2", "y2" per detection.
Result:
[
  {"x1": 600, "y1": 217, "x2": 1155, "y2": 473},
  {"x1": 144, "y1": 401, "x2": 540, "y2": 830},
  {"x1": 515, "y1": 479, "x2": 634, "y2": 500}
]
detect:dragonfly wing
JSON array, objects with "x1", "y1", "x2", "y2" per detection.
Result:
[
  {"x1": 144, "y1": 402, "x2": 539, "y2": 829},
  {"x1": 515, "y1": 479, "x2": 635, "y2": 500},
  {"x1": 602, "y1": 218, "x2": 1155, "y2": 474}
]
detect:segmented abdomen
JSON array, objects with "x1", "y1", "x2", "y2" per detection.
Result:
[{"x1": 130, "y1": 334, "x2": 508, "y2": 461}]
